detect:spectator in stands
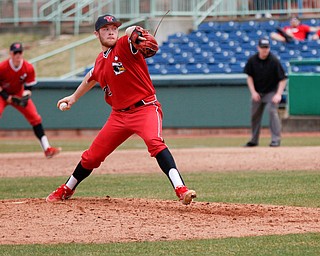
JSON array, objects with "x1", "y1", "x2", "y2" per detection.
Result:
[
  {"x1": 312, "y1": 29, "x2": 320, "y2": 40},
  {"x1": 243, "y1": 37, "x2": 287, "y2": 147},
  {"x1": 270, "y1": 16, "x2": 318, "y2": 42}
]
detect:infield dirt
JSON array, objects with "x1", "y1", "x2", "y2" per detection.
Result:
[{"x1": 1, "y1": 146, "x2": 320, "y2": 244}]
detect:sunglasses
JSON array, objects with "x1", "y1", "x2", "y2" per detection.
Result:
[{"x1": 13, "y1": 51, "x2": 23, "y2": 55}]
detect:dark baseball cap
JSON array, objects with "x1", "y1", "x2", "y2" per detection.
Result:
[
  {"x1": 258, "y1": 38, "x2": 270, "y2": 48},
  {"x1": 95, "y1": 14, "x2": 122, "y2": 31},
  {"x1": 10, "y1": 42, "x2": 23, "y2": 52}
]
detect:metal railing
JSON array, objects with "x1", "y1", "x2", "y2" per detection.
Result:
[
  {"x1": 28, "y1": 18, "x2": 145, "y2": 79},
  {"x1": 1, "y1": 0, "x2": 320, "y2": 35},
  {"x1": 38, "y1": 0, "x2": 114, "y2": 35}
]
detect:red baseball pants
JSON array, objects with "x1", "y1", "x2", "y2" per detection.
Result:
[
  {"x1": 81, "y1": 101, "x2": 167, "y2": 169},
  {"x1": 0, "y1": 97, "x2": 42, "y2": 126}
]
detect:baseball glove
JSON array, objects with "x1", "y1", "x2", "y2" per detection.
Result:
[
  {"x1": 130, "y1": 26, "x2": 159, "y2": 58},
  {"x1": 11, "y1": 95, "x2": 30, "y2": 107}
]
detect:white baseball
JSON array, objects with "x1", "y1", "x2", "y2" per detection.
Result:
[{"x1": 59, "y1": 102, "x2": 68, "y2": 111}]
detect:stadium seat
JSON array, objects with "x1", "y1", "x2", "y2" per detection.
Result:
[
  {"x1": 208, "y1": 63, "x2": 225, "y2": 73},
  {"x1": 228, "y1": 63, "x2": 244, "y2": 73},
  {"x1": 259, "y1": 20, "x2": 279, "y2": 32},
  {"x1": 239, "y1": 20, "x2": 259, "y2": 32},
  {"x1": 304, "y1": 18, "x2": 319, "y2": 26},
  {"x1": 291, "y1": 65, "x2": 314, "y2": 73},
  {"x1": 198, "y1": 21, "x2": 220, "y2": 32},
  {"x1": 147, "y1": 19, "x2": 320, "y2": 75},
  {"x1": 313, "y1": 66, "x2": 320, "y2": 73},
  {"x1": 219, "y1": 21, "x2": 239, "y2": 32}
]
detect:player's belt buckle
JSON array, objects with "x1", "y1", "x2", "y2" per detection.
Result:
[
  {"x1": 120, "y1": 100, "x2": 145, "y2": 111},
  {"x1": 120, "y1": 95, "x2": 157, "y2": 112}
]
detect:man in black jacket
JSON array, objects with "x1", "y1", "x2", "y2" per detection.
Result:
[{"x1": 243, "y1": 37, "x2": 287, "y2": 147}]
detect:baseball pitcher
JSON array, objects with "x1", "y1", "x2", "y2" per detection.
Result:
[{"x1": 46, "y1": 14, "x2": 196, "y2": 205}]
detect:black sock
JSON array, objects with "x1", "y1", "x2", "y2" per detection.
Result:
[
  {"x1": 32, "y1": 123, "x2": 45, "y2": 140},
  {"x1": 156, "y1": 148, "x2": 176, "y2": 175},
  {"x1": 156, "y1": 148, "x2": 184, "y2": 187},
  {"x1": 66, "y1": 161, "x2": 93, "y2": 190}
]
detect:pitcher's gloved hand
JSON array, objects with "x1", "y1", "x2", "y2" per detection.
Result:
[
  {"x1": 11, "y1": 95, "x2": 30, "y2": 107},
  {"x1": 130, "y1": 26, "x2": 159, "y2": 58}
]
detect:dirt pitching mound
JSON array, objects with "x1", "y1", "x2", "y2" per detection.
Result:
[
  {"x1": 1, "y1": 197, "x2": 320, "y2": 244},
  {"x1": 1, "y1": 146, "x2": 320, "y2": 244}
]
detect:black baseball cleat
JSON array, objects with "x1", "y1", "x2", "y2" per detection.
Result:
[
  {"x1": 244, "y1": 142, "x2": 258, "y2": 147},
  {"x1": 269, "y1": 141, "x2": 281, "y2": 147}
]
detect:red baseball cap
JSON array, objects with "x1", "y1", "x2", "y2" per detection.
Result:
[
  {"x1": 10, "y1": 42, "x2": 24, "y2": 53},
  {"x1": 95, "y1": 14, "x2": 122, "y2": 31}
]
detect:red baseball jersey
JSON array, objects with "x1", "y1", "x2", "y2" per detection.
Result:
[
  {"x1": 0, "y1": 59, "x2": 37, "y2": 96},
  {"x1": 88, "y1": 35, "x2": 155, "y2": 110},
  {"x1": 284, "y1": 24, "x2": 311, "y2": 40}
]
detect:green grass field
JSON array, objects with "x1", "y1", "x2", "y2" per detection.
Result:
[
  {"x1": 0, "y1": 134, "x2": 320, "y2": 255},
  {"x1": 1, "y1": 133, "x2": 320, "y2": 153}
]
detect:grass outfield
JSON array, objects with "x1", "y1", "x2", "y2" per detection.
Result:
[
  {"x1": 1, "y1": 234, "x2": 320, "y2": 256},
  {"x1": 0, "y1": 134, "x2": 320, "y2": 255},
  {"x1": 1, "y1": 133, "x2": 320, "y2": 153},
  {"x1": 1, "y1": 171, "x2": 320, "y2": 207}
]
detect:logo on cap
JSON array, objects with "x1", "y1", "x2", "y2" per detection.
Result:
[
  {"x1": 104, "y1": 16, "x2": 114, "y2": 22},
  {"x1": 260, "y1": 39, "x2": 269, "y2": 45},
  {"x1": 258, "y1": 37, "x2": 270, "y2": 48},
  {"x1": 10, "y1": 42, "x2": 23, "y2": 52},
  {"x1": 95, "y1": 14, "x2": 122, "y2": 31},
  {"x1": 14, "y1": 43, "x2": 21, "y2": 49}
]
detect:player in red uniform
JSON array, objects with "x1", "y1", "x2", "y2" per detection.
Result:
[
  {"x1": 0, "y1": 42, "x2": 61, "y2": 158},
  {"x1": 270, "y1": 16, "x2": 318, "y2": 42},
  {"x1": 46, "y1": 14, "x2": 197, "y2": 205}
]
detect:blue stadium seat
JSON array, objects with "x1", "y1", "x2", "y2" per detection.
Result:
[
  {"x1": 198, "y1": 21, "x2": 220, "y2": 32},
  {"x1": 291, "y1": 65, "x2": 314, "y2": 73},
  {"x1": 308, "y1": 40, "x2": 320, "y2": 48},
  {"x1": 228, "y1": 64, "x2": 244, "y2": 73},
  {"x1": 219, "y1": 21, "x2": 239, "y2": 32},
  {"x1": 281, "y1": 62, "x2": 289, "y2": 73},
  {"x1": 313, "y1": 66, "x2": 320, "y2": 73},
  {"x1": 234, "y1": 52, "x2": 249, "y2": 62},
  {"x1": 304, "y1": 18, "x2": 319, "y2": 26},
  {"x1": 279, "y1": 20, "x2": 290, "y2": 27},
  {"x1": 239, "y1": 20, "x2": 259, "y2": 32},
  {"x1": 259, "y1": 20, "x2": 279, "y2": 32},
  {"x1": 147, "y1": 19, "x2": 320, "y2": 75},
  {"x1": 148, "y1": 64, "x2": 163, "y2": 75},
  {"x1": 207, "y1": 63, "x2": 225, "y2": 73},
  {"x1": 300, "y1": 51, "x2": 315, "y2": 58}
]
